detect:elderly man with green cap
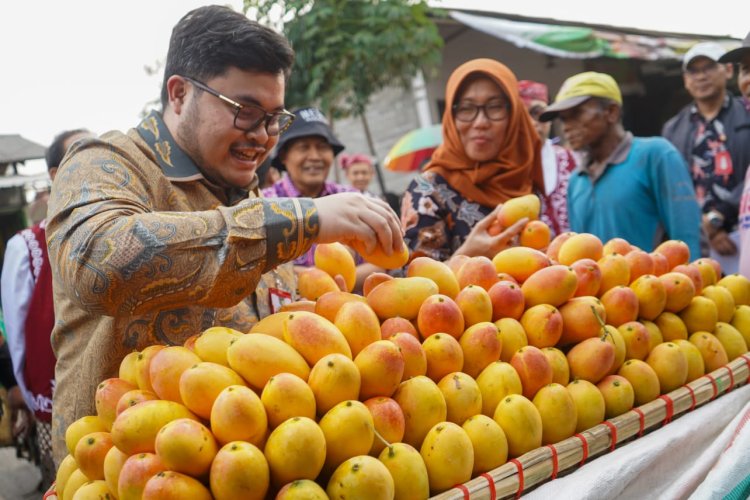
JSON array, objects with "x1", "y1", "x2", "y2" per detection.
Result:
[{"x1": 540, "y1": 71, "x2": 701, "y2": 258}]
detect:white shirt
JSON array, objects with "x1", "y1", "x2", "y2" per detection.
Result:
[{"x1": 1, "y1": 233, "x2": 36, "y2": 411}]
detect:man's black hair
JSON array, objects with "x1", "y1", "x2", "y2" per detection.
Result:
[
  {"x1": 45, "y1": 129, "x2": 89, "y2": 170},
  {"x1": 160, "y1": 5, "x2": 295, "y2": 109}
]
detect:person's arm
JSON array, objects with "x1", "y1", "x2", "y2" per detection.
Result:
[
  {"x1": 46, "y1": 143, "x2": 401, "y2": 318},
  {"x1": 0, "y1": 234, "x2": 36, "y2": 410},
  {"x1": 650, "y1": 141, "x2": 703, "y2": 260}
]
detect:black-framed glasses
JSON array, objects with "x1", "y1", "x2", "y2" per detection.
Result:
[
  {"x1": 452, "y1": 101, "x2": 510, "y2": 122},
  {"x1": 685, "y1": 61, "x2": 720, "y2": 77},
  {"x1": 182, "y1": 76, "x2": 295, "y2": 135}
]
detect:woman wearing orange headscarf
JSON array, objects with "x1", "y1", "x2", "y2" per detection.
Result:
[{"x1": 400, "y1": 59, "x2": 544, "y2": 261}]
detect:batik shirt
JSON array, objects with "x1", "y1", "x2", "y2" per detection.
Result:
[
  {"x1": 401, "y1": 171, "x2": 493, "y2": 262},
  {"x1": 46, "y1": 111, "x2": 317, "y2": 464},
  {"x1": 690, "y1": 96, "x2": 740, "y2": 227},
  {"x1": 262, "y1": 174, "x2": 357, "y2": 267}
]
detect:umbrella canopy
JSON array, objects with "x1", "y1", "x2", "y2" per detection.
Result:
[{"x1": 384, "y1": 124, "x2": 442, "y2": 172}]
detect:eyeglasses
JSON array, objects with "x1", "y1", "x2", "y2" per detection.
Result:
[
  {"x1": 452, "y1": 101, "x2": 510, "y2": 122},
  {"x1": 182, "y1": 76, "x2": 295, "y2": 136},
  {"x1": 685, "y1": 61, "x2": 720, "y2": 77}
]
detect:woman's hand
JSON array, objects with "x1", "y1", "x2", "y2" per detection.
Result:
[{"x1": 455, "y1": 207, "x2": 528, "y2": 259}]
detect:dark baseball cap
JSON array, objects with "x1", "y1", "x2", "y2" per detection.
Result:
[
  {"x1": 271, "y1": 106, "x2": 345, "y2": 169},
  {"x1": 718, "y1": 32, "x2": 750, "y2": 64}
]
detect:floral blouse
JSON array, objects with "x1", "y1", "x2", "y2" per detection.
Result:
[{"x1": 401, "y1": 171, "x2": 493, "y2": 262}]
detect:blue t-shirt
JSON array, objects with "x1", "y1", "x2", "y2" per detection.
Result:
[{"x1": 568, "y1": 137, "x2": 701, "y2": 259}]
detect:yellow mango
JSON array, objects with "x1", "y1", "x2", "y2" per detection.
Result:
[
  {"x1": 437, "y1": 372, "x2": 482, "y2": 425},
  {"x1": 618, "y1": 359, "x2": 660, "y2": 405},
  {"x1": 521, "y1": 265, "x2": 578, "y2": 308},
  {"x1": 319, "y1": 400, "x2": 375, "y2": 473},
  {"x1": 717, "y1": 274, "x2": 750, "y2": 306},
  {"x1": 646, "y1": 342, "x2": 687, "y2": 394},
  {"x1": 407, "y1": 256, "x2": 460, "y2": 298},
  {"x1": 326, "y1": 455, "x2": 395, "y2": 499},
  {"x1": 378, "y1": 443, "x2": 429, "y2": 500},
  {"x1": 476, "y1": 361, "x2": 523, "y2": 417},
  {"x1": 211, "y1": 385, "x2": 268, "y2": 446},
  {"x1": 155, "y1": 418, "x2": 217, "y2": 478},
  {"x1": 227, "y1": 333, "x2": 310, "y2": 390},
  {"x1": 689, "y1": 331, "x2": 729, "y2": 372},
  {"x1": 110, "y1": 400, "x2": 198, "y2": 455},
  {"x1": 462, "y1": 414, "x2": 507, "y2": 475},
  {"x1": 491, "y1": 246, "x2": 551, "y2": 283},
  {"x1": 367, "y1": 277, "x2": 439, "y2": 320},
  {"x1": 392, "y1": 376, "x2": 447, "y2": 448},
  {"x1": 680, "y1": 296, "x2": 719, "y2": 333},
  {"x1": 495, "y1": 317, "x2": 528, "y2": 362},
  {"x1": 264, "y1": 416, "x2": 326, "y2": 487},
  {"x1": 210, "y1": 441, "x2": 269, "y2": 500},
  {"x1": 493, "y1": 394, "x2": 542, "y2": 457},
  {"x1": 308, "y1": 353, "x2": 361, "y2": 415},
  {"x1": 702, "y1": 285, "x2": 736, "y2": 323},
  {"x1": 283, "y1": 311, "x2": 352, "y2": 365},
  {"x1": 261, "y1": 373, "x2": 317, "y2": 428},
  {"x1": 714, "y1": 322, "x2": 749, "y2": 361},
  {"x1": 420, "y1": 422, "x2": 474, "y2": 494},
  {"x1": 673, "y1": 339, "x2": 706, "y2": 382},
  {"x1": 142, "y1": 471, "x2": 212, "y2": 499},
  {"x1": 248, "y1": 311, "x2": 294, "y2": 340},
  {"x1": 532, "y1": 383, "x2": 577, "y2": 444},
  {"x1": 566, "y1": 379, "x2": 605, "y2": 432},
  {"x1": 459, "y1": 322, "x2": 502, "y2": 378},
  {"x1": 597, "y1": 375, "x2": 635, "y2": 418},
  {"x1": 356, "y1": 340, "x2": 405, "y2": 399},
  {"x1": 276, "y1": 479, "x2": 327, "y2": 499},
  {"x1": 334, "y1": 300, "x2": 381, "y2": 357},
  {"x1": 192, "y1": 326, "x2": 243, "y2": 366},
  {"x1": 147, "y1": 347, "x2": 200, "y2": 405},
  {"x1": 179, "y1": 361, "x2": 246, "y2": 419},
  {"x1": 730, "y1": 304, "x2": 750, "y2": 347},
  {"x1": 65, "y1": 415, "x2": 109, "y2": 456},
  {"x1": 315, "y1": 242, "x2": 357, "y2": 292}
]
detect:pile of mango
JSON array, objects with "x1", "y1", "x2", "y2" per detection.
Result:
[{"x1": 55, "y1": 194, "x2": 750, "y2": 500}]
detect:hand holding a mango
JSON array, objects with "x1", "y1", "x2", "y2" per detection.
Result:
[
  {"x1": 456, "y1": 194, "x2": 542, "y2": 259},
  {"x1": 314, "y1": 193, "x2": 407, "y2": 269}
]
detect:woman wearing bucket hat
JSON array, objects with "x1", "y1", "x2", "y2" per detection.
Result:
[{"x1": 400, "y1": 58, "x2": 544, "y2": 262}]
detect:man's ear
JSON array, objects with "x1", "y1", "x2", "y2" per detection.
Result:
[
  {"x1": 606, "y1": 102, "x2": 622, "y2": 124},
  {"x1": 166, "y1": 75, "x2": 190, "y2": 115}
]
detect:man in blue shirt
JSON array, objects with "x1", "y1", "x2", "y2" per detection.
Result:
[{"x1": 539, "y1": 72, "x2": 701, "y2": 259}]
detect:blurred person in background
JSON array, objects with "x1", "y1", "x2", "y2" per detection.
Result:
[
  {"x1": 400, "y1": 58, "x2": 542, "y2": 262},
  {"x1": 541, "y1": 71, "x2": 701, "y2": 258},
  {"x1": 662, "y1": 42, "x2": 750, "y2": 274},
  {"x1": 722, "y1": 33, "x2": 750, "y2": 276},
  {"x1": 1, "y1": 128, "x2": 92, "y2": 490},
  {"x1": 340, "y1": 152, "x2": 377, "y2": 196},
  {"x1": 518, "y1": 80, "x2": 576, "y2": 236}
]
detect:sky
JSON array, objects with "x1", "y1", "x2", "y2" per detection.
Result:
[{"x1": 1, "y1": 0, "x2": 747, "y2": 174}]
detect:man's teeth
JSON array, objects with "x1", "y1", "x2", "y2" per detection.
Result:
[{"x1": 234, "y1": 150, "x2": 257, "y2": 161}]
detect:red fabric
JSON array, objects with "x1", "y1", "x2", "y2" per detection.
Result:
[
  {"x1": 539, "y1": 145, "x2": 576, "y2": 236},
  {"x1": 21, "y1": 223, "x2": 56, "y2": 423}
]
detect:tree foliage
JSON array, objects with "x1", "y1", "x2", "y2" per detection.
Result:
[{"x1": 245, "y1": 0, "x2": 444, "y2": 118}]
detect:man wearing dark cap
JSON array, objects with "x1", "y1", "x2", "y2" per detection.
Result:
[
  {"x1": 540, "y1": 72, "x2": 701, "y2": 258},
  {"x1": 662, "y1": 42, "x2": 750, "y2": 274}
]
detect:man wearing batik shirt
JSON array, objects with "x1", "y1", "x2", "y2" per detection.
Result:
[
  {"x1": 662, "y1": 42, "x2": 750, "y2": 274},
  {"x1": 45, "y1": 6, "x2": 402, "y2": 465},
  {"x1": 263, "y1": 107, "x2": 382, "y2": 287}
]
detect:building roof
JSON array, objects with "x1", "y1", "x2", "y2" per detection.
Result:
[
  {"x1": 0, "y1": 134, "x2": 46, "y2": 164},
  {"x1": 442, "y1": 9, "x2": 742, "y2": 61}
]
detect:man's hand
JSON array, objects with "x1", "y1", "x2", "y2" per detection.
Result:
[
  {"x1": 709, "y1": 229, "x2": 737, "y2": 255},
  {"x1": 314, "y1": 193, "x2": 404, "y2": 255},
  {"x1": 455, "y1": 206, "x2": 528, "y2": 259}
]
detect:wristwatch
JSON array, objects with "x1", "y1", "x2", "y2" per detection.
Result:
[{"x1": 705, "y1": 210, "x2": 725, "y2": 229}]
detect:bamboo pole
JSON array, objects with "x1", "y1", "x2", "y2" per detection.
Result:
[{"x1": 431, "y1": 354, "x2": 750, "y2": 499}]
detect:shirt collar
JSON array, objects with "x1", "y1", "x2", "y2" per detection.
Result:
[
  {"x1": 274, "y1": 174, "x2": 337, "y2": 198},
  {"x1": 136, "y1": 110, "x2": 205, "y2": 182},
  {"x1": 689, "y1": 93, "x2": 731, "y2": 118},
  {"x1": 578, "y1": 131, "x2": 634, "y2": 182},
  {"x1": 136, "y1": 110, "x2": 257, "y2": 201}
]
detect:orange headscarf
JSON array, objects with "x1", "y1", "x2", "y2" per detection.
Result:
[{"x1": 424, "y1": 58, "x2": 544, "y2": 208}]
